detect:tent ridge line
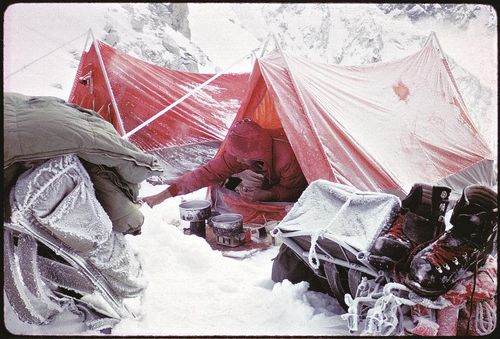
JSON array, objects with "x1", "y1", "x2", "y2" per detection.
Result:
[
  {"x1": 429, "y1": 32, "x2": 468, "y2": 116},
  {"x1": 430, "y1": 32, "x2": 490, "y2": 151},
  {"x1": 92, "y1": 32, "x2": 126, "y2": 136},
  {"x1": 272, "y1": 35, "x2": 339, "y2": 183}
]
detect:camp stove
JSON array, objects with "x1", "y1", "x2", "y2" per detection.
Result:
[
  {"x1": 179, "y1": 200, "x2": 212, "y2": 238},
  {"x1": 210, "y1": 213, "x2": 245, "y2": 247}
]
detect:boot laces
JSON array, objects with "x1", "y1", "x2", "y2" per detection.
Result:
[
  {"x1": 426, "y1": 237, "x2": 478, "y2": 273},
  {"x1": 386, "y1": 214, "x2": 406, "y2": 239}
]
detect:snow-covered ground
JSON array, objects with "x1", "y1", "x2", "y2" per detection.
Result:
[
  {"x1": 3, "y1": 2, "x2": 497, "y2": 336},
  {"x1": 5, "y1": 184, "x2": 348, "y2": 336}
]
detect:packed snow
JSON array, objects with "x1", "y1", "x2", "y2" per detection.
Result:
[
  {"x1": 5, "y1": 183, "x2": 348, "y2": 336},
  {"x1": 3, "y1": 2, "x2": 497, "y2": 336}
]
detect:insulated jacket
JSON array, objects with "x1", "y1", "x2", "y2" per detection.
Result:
[
  {"x1": 3, "y1": 92, "x2": 164, "y2": 233},
  {"x1": 167, "y1": 120, "x2": 307, "y2": 202}
]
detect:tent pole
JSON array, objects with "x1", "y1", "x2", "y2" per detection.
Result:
[
  {"x1": 430, "y1": 32, "x2": 490, "y2": 151},
  {"x1": 82, "y1": 28, "x2": 93, "y2": 55},
  {"x1": 430, "y1": 32, "x2": 470, "y2": 115},
  {"x1": 123, "y1": 46, "x2": 262, "y2": 140},
  {"x1": 259, "y1": 34, "x2": 272, "y2": 58},
  {"x1": 92, "y1": 35, "x2": 126, "y2": 136},
  {"x1": 271, "y1": 33, "x2": 338, "y2": 183}
]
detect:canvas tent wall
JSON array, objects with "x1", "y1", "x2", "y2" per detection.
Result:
[
  {"x1": 68, "y1": 38, "x2": 249, "y2": 179},
  {"x1": 210, "y1": 33, "x2": 495, "y2": 222}
]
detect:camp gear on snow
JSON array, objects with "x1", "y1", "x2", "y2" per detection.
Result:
[
  {"x1": 270, "y1": 180, "x2": 401, "y2": 321},
  {"x1": 210, "y1": 213, "x2": 245, "y2": 247},
  {"x1": 68, "y1": 39, "x2": 249, "y2": 177},
  {"x1": 210, "y1": 186, "x2": 294, "y2": 224},
  {"x1": 271, "y1": 179, "x2": 497, "y2": 335},
  {"x1": 5, "y1": 154, "x2": 144, "y2": 330},
  {"x1": 405, "y1": 185, "x2": 497, "y2": 298},
  {"x1": 368, "y1": 183, "x2": 451, "y2": 271},
  {"x1": 179, "y1": 200, "x2": 212, "y2": 238},
  {"x1": 406, "y1": 255, "x2": 497, "y2": 336},
  {"x1": 159, "y1": 119, "x2": 307, "y2": 223},
  {"x1": 3, "y1": 92, "x2": 162, "y2": 234},
  {"x1": 211, "y1": 213, "x2": 244, "y2": 237}
]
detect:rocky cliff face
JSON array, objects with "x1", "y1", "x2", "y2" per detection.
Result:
[
  {"x1": 377, "y1": 3, "x2": 497, "y2": 29},
  {"x1": 100, "y1": 3, "x2": 206, "y2": 72}
]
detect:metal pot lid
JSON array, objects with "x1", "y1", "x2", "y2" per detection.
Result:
[
  {"x1": 179, "y1": 200, "x2": 211, "y2": 210},
  {"x1": 211, "y1": 213, "x2": 243, "y2": 224}
]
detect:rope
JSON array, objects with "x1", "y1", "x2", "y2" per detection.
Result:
[
  {"x1": 475, "y1": 300, "x2": 496, "y2": 335},
  {"x1": 466, "y1": 260, "x2": 479, "y2": 334},
  {"x1": 5, "y1": 31, "x2": 88, "y2": 79}
]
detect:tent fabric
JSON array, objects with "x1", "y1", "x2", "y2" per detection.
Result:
[
  {"x1": 209, "y1": 36, "x2": 494, "y2": 222},
  {"x1": 211, "y1": 187, "x2": 292, "y2": 225},
  {"x1": 220, "y1": 38, "x2": 494, "y2": 199},
  {"x1": 68, "y1": 40, "x2": 249, "y2": 177}
]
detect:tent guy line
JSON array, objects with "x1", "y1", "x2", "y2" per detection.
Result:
[
  {"x1": 122, "y1": 43, "x2": 266, "y2": 140},
  {"x1": 5, "y1": 30, "x2": 88, "y2": 79}
]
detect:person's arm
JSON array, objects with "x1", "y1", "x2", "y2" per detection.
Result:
[{"x1": 143, "y1": 152, "x2": 244, "y2": 207}]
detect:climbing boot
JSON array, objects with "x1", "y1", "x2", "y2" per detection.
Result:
[
  {"x1": 405, "y1": 185, "x2": 498, "y2": 298},
  {"x1": 368, "y1": 183, "x2": 451, "y2": 271}
]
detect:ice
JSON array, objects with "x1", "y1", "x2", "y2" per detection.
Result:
[
  {"x1": 11, "y1": 155, "x2": 112, "y2": 254},
  {"x1": 4, "y1": 230, "x2": 63, "y2": 325},
  {"x1": 277, "y1": 179, "x2": 401, "y2": 250},
  {"x1": 87, "y1": 232, "x2": 148, "y2": 298}
]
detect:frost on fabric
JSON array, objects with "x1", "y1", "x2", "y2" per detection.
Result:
[
  {"x1": 4, "y1": 231, "x2": 63, "y2": 326},
  {"x1": 7, "y1": 154, "x2": 147, "y2": 322},
  {"x1": 277, "y1": 179, "x2": 401, "y2": 250},
  {"x1": 11, "y1": 154, "x2": 112, "y2": 254},
  {"x1": 88, "y1": 233, "x2": 148, "y2": 298}
]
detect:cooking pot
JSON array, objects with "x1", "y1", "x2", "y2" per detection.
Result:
[
  {"x1": 179, "y1": 200, "x2": 211, "y2": 222},
  {"x1": 211, "y1": 213, "x2": 243, "y2": 237}
]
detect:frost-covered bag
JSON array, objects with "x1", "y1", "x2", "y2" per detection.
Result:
[
  {"x1": 276, "y1": 179, "x2": 401, "y2": 251},
  {"x1": 10, "y1": 154, "x2": 111, "y2": 253},
  {"x1": 9, "y1": 154, "x2": 147, "y2": 297}
]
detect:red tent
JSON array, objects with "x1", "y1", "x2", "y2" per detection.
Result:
[
  {"x1": 210, "y1": 34, "x2": 495, "y2": 223},
  {"x1": 68, "y1": 39, "x2": 249, "y2": 178}
]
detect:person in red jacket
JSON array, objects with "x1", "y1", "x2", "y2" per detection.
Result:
[{"x1": 143, "y1": 119, "x2": 308, "y2": 207}]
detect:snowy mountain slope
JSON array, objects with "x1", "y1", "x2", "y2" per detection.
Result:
[{"x1": 3, "y1": 3, "x2": 216, "y2": 99}]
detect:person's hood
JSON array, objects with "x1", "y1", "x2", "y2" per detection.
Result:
[{"x1": 225, "y1": 119, "x2": 272, "y2": 173}]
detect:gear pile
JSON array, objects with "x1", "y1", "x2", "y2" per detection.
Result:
[{"x1": 354, "y1": 183, "x2": 498, "y2": 335}]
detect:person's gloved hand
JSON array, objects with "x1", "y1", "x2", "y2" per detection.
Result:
[
  {"x1": 238, "y1": 187, "x2": 273, "y2": 202},
  {"x1": 234, "y1": 169, "x2": 264, "y2": 192},
  {"x1": 141, "y1": 189, "x2": 172, "y2": 207}
]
